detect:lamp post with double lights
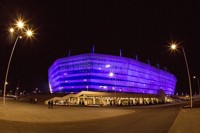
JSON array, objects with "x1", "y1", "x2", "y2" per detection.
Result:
[
  {"x1": 169, "y1": 42, "x2": 193, "y2": 108},
  {"x1": 109, "y1": 72, "x2": 117, "y2": 105},
  {"x1": 3, "y1": 19, "x2": 34, "y2": 105},
  {"x1": 193, "y1": 76, "x2": 200, "y2": 99}
]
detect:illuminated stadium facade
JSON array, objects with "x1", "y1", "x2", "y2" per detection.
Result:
[{"x1": 48, "y1": 53, "x2": 177, "y2": 96}]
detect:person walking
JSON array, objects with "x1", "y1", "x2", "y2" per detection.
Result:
[
  {"x1": 50, "y1": 100, "x2": 53, "y2": 109},
  {"x1": 48, "y1": 100, "x2": 50, "y2": 109}
]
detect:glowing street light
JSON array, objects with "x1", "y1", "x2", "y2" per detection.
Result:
[
  {"x1": 171, "y1": 44, "x2": 177, "y2": 50},
  {"x1": 109, "y1": 72, "x2": 117, "y2": 105},
  {"x1": 169, "y1": 42, "x2": 193, "y2": 108},
  {"x1": 109, "y1": 72, "x2": 114, "y2": 77},
  {"x1": 16, "y1": 20, "x2": 25, "y2": 29},
  {"x1": 9, "y1": 28, "x2": 14, "y2": 33},
  {"x1": 3, "y1": 18, "x2": 35, "y2": 105},
  {"x1": 193, "y1": 76, "x2": 200, "y2": 99},
  {"x1": 26, "y1": 29, "x2": 33, "y2": 37}
]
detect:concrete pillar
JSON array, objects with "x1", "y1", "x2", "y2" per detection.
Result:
[
  {"x1": 128, "y1": 98, "x2": 131, "y2": 106},
  {"x1": 93, "y1": 96, "x2": 95, "y2": 104},
  {"x1": 83, "y1": 94, "x2": 85, "y2": 105},
  {"x1": 100, "y1": 95, "x2": 102, "y2": 105},
  {"x1": 118, "y1": 98, "x2": 121, "y2": 105},
  {"x1": 106, "y1": 98, "x2": 109, "y2": 105}
]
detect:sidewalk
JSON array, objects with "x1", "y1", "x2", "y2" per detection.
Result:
[{"x1": 169, "y1": 108, "x2": 200, "y2": 133}]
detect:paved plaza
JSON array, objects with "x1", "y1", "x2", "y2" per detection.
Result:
[
  {"x1": 0, "y1": 98, "x2": 200, "y2": 133},
  {"x1": 0, "y1": 98, "x2": 134, "y2": 122}
]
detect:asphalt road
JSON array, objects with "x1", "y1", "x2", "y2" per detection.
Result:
[{"x1": 0, "y1": 104, "x2": 182, "y2": 133}]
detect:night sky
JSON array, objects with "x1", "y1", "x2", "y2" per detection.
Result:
[{"x1": 0, "y1": 0, "x2": 199, "y2": 94}]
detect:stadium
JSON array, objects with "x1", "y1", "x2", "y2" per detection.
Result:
[{"x1": 47, "y1": 53, "x2": 177, "y2": 106}]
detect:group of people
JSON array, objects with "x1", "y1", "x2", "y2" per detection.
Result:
[{"x1": 48, "y1": 100, "x2": 54, "y2": 109}]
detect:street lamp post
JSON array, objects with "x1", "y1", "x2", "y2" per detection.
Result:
[
  {"x1": 114, "y1": 77, "x2": 116, "y2": 105},
  {"x1": 109, "y1": 72, "x2": 117, "y2": 105},
  {"x1": 170, "y1": 43, "x2": 193, "y2": 108},
  {"x1": 193, "y1": 76, "x2": 200, "y2": 98},
  {"x1": 3, "y1": 19, "x2": 34, "y2": 105}
]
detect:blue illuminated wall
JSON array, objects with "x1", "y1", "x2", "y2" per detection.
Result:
[{"x1": 48, "y1": 53, "x2": 177, "y2": 95}]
